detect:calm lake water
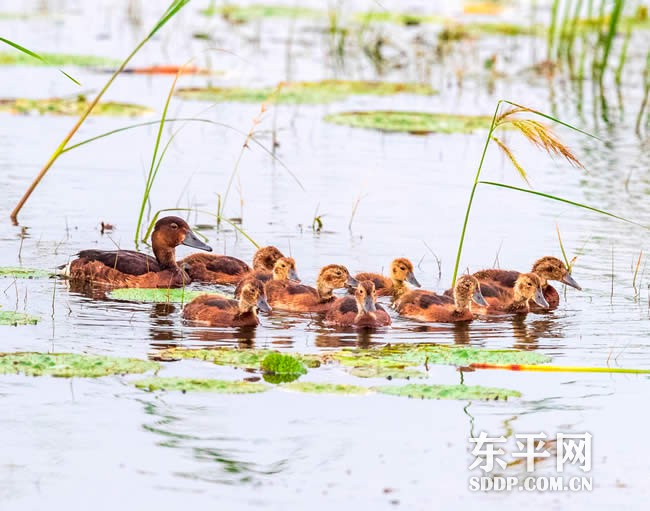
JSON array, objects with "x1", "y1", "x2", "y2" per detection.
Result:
[{"x1": 1, "y1": 0, "x2": 649, "y2": 509}]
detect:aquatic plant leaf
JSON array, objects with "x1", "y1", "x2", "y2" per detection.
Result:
[
  {"x1": 201, "y1": 4, "x2": 323, "y2": 21},
  {"x1": 176, "y1": 80, "x2": 436, "y2": 105},
  {"x1": 0, "y1": 97, "x2": 152, "y2": 117},
  {"x1": 260, "y1": 353, "x2": 307, "y2": 376},
  {"x1": 0, "y1": 267, "x2": 51, "y2": 279},
  {"x1": 355, "y1": 11, "x2": 443, "y2": 26},
  {"x1": 0, "y1": 352, "x2": 158, "y2": 377},
  {"x1": 134, "y1": 377, "x2": 268, "y2": 393},
  {"x1": 324, "y1": 111, "x2": 495, "y2": 134},
  {"x1": 155, "y1": 347, "x2": 321, "y2": 369},
  {"x1": 374, "y1": 384, "x2": 521, "y2": 400},
  {"x1": 347, "y1": 366, "x2": 426, "y2": 379},
  {"x1": 107, "y1": 288, "x2": 217, "y2": 304},
  {"x1": 0, "y1": 51, "x2": 119, "y2": 67},
  {"x1": 282, "y1": 382, "x2": 371, "y2": 395},
  {"x1": 0, "y1": 312, "x2": 39, "y2": 326}
]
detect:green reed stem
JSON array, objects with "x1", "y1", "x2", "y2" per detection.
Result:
[{"x1": 9, "y1": 0, "x2": 189, "y2": 224}]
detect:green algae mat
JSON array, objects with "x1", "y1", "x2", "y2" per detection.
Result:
[
  {"x1": 0, "y1": 52, "x2": 119, "y2": 67},
  {"x1": 0, "y1": 311, "x2": 39, "y2": 326},
  {"x1": 175, "y1": 80, "x2": 436, "y2": 105},
  {"x1": 374, "y1": 383, "x2": 520, "y2": 400},
  {"x1": 281, "y1": 381, "x2": 370, "y2": 395},
  {"x1": 0, "y1": 353, "x2": 158, "y2": 377},
  {"x1": 0, "y1": 267, "x2": 52, "y2": 279},
  {"x1": 107, "y1": 288, "x2": 217, "y2": 304},
  {"x1": 0, "y1": 97, "x2": 152, "y2": 116},
  {"x1": 135, "y1": 377, "x2": 268, "y2": 393},
  {"x1": 324, "y1": 111, "x2": 495, "y2": 134},
  {"x1": 201, "y1": 4, "x2": 323, "y2": 22}
]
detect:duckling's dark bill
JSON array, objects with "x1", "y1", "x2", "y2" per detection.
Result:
[
  {"x1": 407, "y1": 272, "x2": 421, "y2": 287},
  {"x1": 257, "y1": 296, "x2": 272, "y2": 313},
  {"x1": 533, "y1": 287, "x2": 550, "y2": 308},
  {"x1": 472, "y1": 289, "x2": 488, "y2": 306},
  {"x1": 560, "y1": 273, "x2": 581, "y2": 291},
  {"x1": 182, "y1": 230, "x2": 212, "y2": 252}
]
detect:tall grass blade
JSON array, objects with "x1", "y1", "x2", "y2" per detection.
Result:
[{"x1": 9, "y1": 0, "x2": 190, "y2": 223}]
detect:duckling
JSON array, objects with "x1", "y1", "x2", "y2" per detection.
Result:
[
  {"x1": 473, "y1": 256, "x2": 581, "y2": 309},
  {"x1": 354, "y1": 258, "x2": 421, "y2": 300},
  {"x1": 181, "y1": 245, "x2": 284, "y2": 285},
  {"x1": 266, "y1": 264, "x2": 358, "y2": 312},
  {"x1": 182, "y1": 279, "x2": 271, "y2": 327},
  {"x1": 234, "y1": 257, "x2": 300, "y2": 298},
  {"x1": 475, "y1": 273, "x2": 549, "y2": 314},
  {"x1": 65, "y1": 216, "x2": 212, "y2": 288},
  {"x1": 395, "y1": 275, "x2": 487, "y2": 323},
  {"x1": 325, "y1": 281, "x2": 391, "y2": 328}
]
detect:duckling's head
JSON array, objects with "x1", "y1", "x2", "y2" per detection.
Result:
[
  {"x1": 152, "y1": 216, "x2": 212, "y2": 252},
  {"x1": 390, "y1": 258, "x2": 421, "y2": 287},
  {"x1": 514, "y1": 273, "x2": 549, "y2": 308},
  {"x1": 272, "y1": 257, "x2": 300, "y2": 282},
  {"x1": 532, "y1": 256, "x2": 581, "y2": 290},
  {"x1": 454, "y1": 275, "x2": 488, "y2": 310},
  {"x1": 317, "y1": 264, "x2": 358, "y2": 297},
  {"x1": 354, "y1": 280, "x2": 378, "y2": 314},
  {"x1": 252, "y1": 246, "x2": 285, "y2": 271},
  {"x1": 238, "y1": 279, "x2": 271, "y2": 314}
]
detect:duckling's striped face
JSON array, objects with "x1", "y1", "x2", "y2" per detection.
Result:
[
  {"x1": 355, "y1": 281, "x2": 377, "y2": 313},
  {"x1": 455, "y1": 275, "x2": 487, "y2": 307},
  {"x1": 253, "y1": 246, "x2": 285, "y2": 271},
  {"x1": 390, "y1": 258, "x2": 420, "y2": 287},
  {"x1": 318, "y1": 264, "x2": 355, "y2": 290},
  {"x1": 532, "y1": 256, "x2": 581, "y2": 290},
  {"x1": 272, "y1": 257, "x2": 300, "y2": 282},
  {"x1": 240, "y1": 279, "x2": 271, "y2": 313},
  {"x1": 515, "y1": 273, "x2": 549, "y2": 307}
]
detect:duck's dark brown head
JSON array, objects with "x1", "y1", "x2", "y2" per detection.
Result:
[
  {"x1": 238, "y1": 278, "x2": 271, "y2": 314},
  {"x1": 531, "y1": 256, "x2": 581, "y2": 290},
  {"x1": 272, "y1": 257, "x2": 300, "y2": 282},
  {"x1": 390, "y1": 258, "x2": 420, "y2": 287},
  {"x1": 514, "y1": 273, "x2": 549, "y2": 308},
  {"x1": 252, "y1": 246, "x2": 285, "y2": 271},
  {"x1": 354, "y1": 280, "x2": 378, "y2": 314},
  {"x1": 152, "y1": 216, "x2": 212, "y2": 252}
]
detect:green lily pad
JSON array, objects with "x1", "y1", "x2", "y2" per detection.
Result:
[
  {"x1": 108, "y1": 288, "x2": 216, "y2": 304},
  {"x1": 0, "y1": 352, "x2": 158, "y2": 377},
  {"x1": 347, "y1": 365, "x2": 426, "y2": 379},
  {"x1": 466, "y1": 22, "x2": 543, "y2": 37},
  {"x1": 0, "y1": 267, "x2": 51, "y2": 279},
  {"x1": 355, "y1": 11, "x2": 443, "y2": 26},
  {"x1": 176, "y1": 80, "x2": 436, "y2": 105},
  {"x1": 282, "y1": 381, "x2": 370, "y2": 395},
  {"x1": 324, "y1": 111, "x2": 495, "y2": 134},
  {"x1": 134, "y1": 377, "x2": 268, "y2": 393},
  {"x1": 201, "y1": 4, "x2": 323, "y2": 22},
  {"x1": 261, "y1": 353, "x2": 307, "y2": 377},
  {"x1": 0, "y1": 97, "x2": 152, "y2": 116},
  {"x1": 0, "y1": 311, "x2": 39, "y2": 326},
  {"x1": 0, "y1": 52, "x2": 119, "y2": 67},
  {"x1": 156, "y1": 347, "x2": 321, "y2": 369},
  {"x1": 374, "y1": 384, "x2": 521, "y2": 400},
  {"x1": 332, "y1": 344, "x2": 550, "y2": 373}
]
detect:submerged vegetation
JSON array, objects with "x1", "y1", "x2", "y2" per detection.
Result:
[
  {"x1": 135, "y1": 377, "x2": 268, "y2": 393},
  {"x1": 175, "y1": 80, "x2": 436, "y2": 105},
  {"x1": 201, "y1": 3, "x2": 323, "y2": 22},
  {"x1": 0, "y1": 311, "x2": 39, "y2": 326},
  {"x1": 324, "y1": 111, "x2": 494, "y2": 134},
  {"x1": 0, "y1": 51, "x2": 119, "y2": 67},
  {"x1": 374, "y1": 384, "x2": 521, "y2": 400},
  {"x1": 0, "y1": 267, "x2": 51, "y2": 279},
  {"x1": 0, "y1": 353, "x2": 158, "y2": 377},
  {"x1": 107, "y1": 288, "x2": 213, "y2": 304},
  {"x1": 0, "y1": 97, "x2": 152, "y2": 117}
]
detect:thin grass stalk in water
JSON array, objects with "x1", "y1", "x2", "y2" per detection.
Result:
[
  {"x1": 0, "y1": 37, "x2": 80, "y2": 84},
  {"x1": 9, "y1": 0, "x2": 190, "y2": 223},
  {"x1": 615, "y1": 17, "x2": 633, "y2": 86},
  {"x1": 547, "y1": 0, "x2": 561, "y2": 61},
  {"x1": 633, "y1": 250, "x2": 643, "y2": 297},
  {"x1": 597, "y1": 0, "x2": 624, "y2": 81}
]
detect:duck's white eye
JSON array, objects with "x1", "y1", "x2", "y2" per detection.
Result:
[{"x1": 170, "y1": 223, "x2": 179, "y2": 230}]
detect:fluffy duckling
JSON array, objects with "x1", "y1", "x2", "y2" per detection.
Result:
[
  {"x1": 181, "y1": 245, "x2": 284, "y2": 285},
  {"x1": 234, "y1": 257, "x2": 299, "y2": 298},
  {"x1": 475, "y1": 273, "x2": 549, "y2": 314},
  {"x1": 473, "y1": 256, "x2": 581, "y2": 309},
  {"x1": 354, "y1": 258, "x2": 421, "y2": 300},
  {"x1": 325, "y1": 281, "x2": 391, "y2": 328},
  {"x1": 65, "y1": 216, "x2": 212, "y2": 288},
  {"x1": 266, "y1": 264, "x2": 358, "y2": 312},
  {"x1": 182, "y1": 279, "x2": 271, "y2": 327},
  {"x1": 395, "y1": 275, "x2": 487, "y2": 323}
]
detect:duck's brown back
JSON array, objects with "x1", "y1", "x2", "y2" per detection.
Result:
[
  {"x1": 75, "y1": 249, "x2": 160, "y2": 276},
  {"x1": 354, "y1": 272, "x2": 392, "y2": 295},
  {"x1": 182, "y1": 253, "x2": 251, "y2": 284}
]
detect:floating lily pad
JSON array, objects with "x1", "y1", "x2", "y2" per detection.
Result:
[
  {"x1": 465, "y1": 22, "x2": 542, "y2": 37},
  {"x1": 0, "y1": 97, "x2": 152, "y2": 116},
  {"x1": 324, "y1": 111, "x2": 495, "y2": 134},
  {"x1": 156, "y1": 347, "x2": 321, "y2": 369},
  {"x1": 261, "y1": 353, "x2": 307, "y2": 376},
  {"x1": 0, "y1": 267, "x2": 51, "y2": 279},
  {"x1": 0, "y1": 352, "x2": 158, "y2": 377},
  {"x1": 201, "y1": 4, "x2": 323, "y2": 22},
  {"x1": 0, "y1": 52, "x2": 119, "y2": 67},
  {"x1": 108, "y1": 288, "x2": 213, "y2": 304},
  {"x1": 347, "y1": 365, "x2": 426, "y2": 379},
  {"x1": 374, "y1": 383, "x2": 521, "y2": 400},
  {"x1": 282, "y1": 381, "x2": 370, "y2": 395},
  {"x1": 0, "y1": 311, "x2": 39, "y2": 326},
  {"x1": 134, "y1": 377, "x2": 268, "y2": 393},
  {"x1": 355, "y1": 11, "x2": 444, "y2": 26},
  {"x1": 176, "y1": 80, "x2": 436, "y2": 105}
]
